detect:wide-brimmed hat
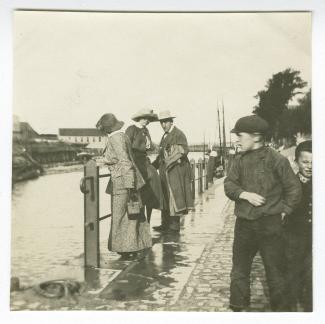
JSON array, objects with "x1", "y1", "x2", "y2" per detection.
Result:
[
  {"x1": 96, "y1": 113, "x2": 124, "y2": 133},
  {"x1": 158, "y1": 110, "x2": 176, "y2": 121},
  {"x1": 131, "y1": 109, "x2": 158, "y2": 122},
  {"x1": 231, "y1": 115, "x2": 269, "y2": 134}
]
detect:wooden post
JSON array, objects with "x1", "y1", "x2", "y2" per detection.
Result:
[
  {"x1": 83, "y1": 160, "x2": 100, "y2": 268},
  {"x1": 190, "y1": 159, "x2": 196, "y2": 199},
  {"x1": 198, "y1": 158, "x2": 203, "y2": 194}
]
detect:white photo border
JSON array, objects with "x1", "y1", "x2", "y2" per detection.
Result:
[{"x1": 1, "y1": 1, "x2": 324, "y2": 323}]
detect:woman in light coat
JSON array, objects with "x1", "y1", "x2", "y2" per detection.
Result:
[{"x1": 96, "y1": 113, "x2": 152, "y2": 260}]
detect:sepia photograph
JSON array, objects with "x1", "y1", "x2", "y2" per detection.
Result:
[{"x1": 2, "y1": 4, "x2": 319, "y2": 318}]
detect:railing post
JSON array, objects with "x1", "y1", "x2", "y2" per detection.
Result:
[
  {"x1": 204, "y1": 158, "x2": 209, "y2": 190},
  {"x1": 198, "y1": 158, "x2": 203, "y2": 194},
  {"x1": 83, "y1": 160, "x2": 100, "y2": 268},
  {"x1": 224, "y1": 157, "x2": 228, "y2": 176},
  {"x1": 190, "y1": 159, "x2": 196, "y2": 200}
]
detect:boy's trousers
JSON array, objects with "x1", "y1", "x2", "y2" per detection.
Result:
[
  {"x1": 285, "y1": 228, "x2": 312, "y2": 311},
  {"x1": 230, "y1": 214, "x2": 287, "y2": 311}
]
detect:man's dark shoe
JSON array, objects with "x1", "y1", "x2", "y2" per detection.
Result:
[
  {"x1": 229, "y1": 304, "x2": 245, "y2": 312},
  {"x1": 136, "y1": 249, "x2": 150, "y2": 260},
  {"x1": 164, "y1": 228, "x2": 180, "y2": 234},
  {"x1": 118, "y1": 252, "x2": 136, "y2": 260},
  {"x1": 153, "y1": 225, "x2": 168, "y2": 232}
]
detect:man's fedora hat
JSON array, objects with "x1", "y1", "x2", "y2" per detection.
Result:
[
  {"x1": 96, "y1": 113, "x2": 124, "y2": 133},
  {"x1": 158, "y1": 110, "x2": 176, "y2": 121},
  {"x1": 231, "y1": 115, "x2": 269, "y2": 134},
  {"x1": 131, "y1": 109, "x2": 158, "y2": 122}
]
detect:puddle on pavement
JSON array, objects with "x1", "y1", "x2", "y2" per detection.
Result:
[
  {"x1": 84, "y1": 267, "x2": 121, "y2": 293},
  {"x1": 99, "y1": 237, "x2": 205, "y2": 304},
  {"x1": 93, "y1": 184, "x2": 225, "y2": 304}
]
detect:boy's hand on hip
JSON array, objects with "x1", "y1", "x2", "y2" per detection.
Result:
[{"x1": 239, "y1": 192, "x2": 266, "y2": 206}]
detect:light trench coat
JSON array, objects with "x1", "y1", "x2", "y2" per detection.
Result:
[{"x1": 104, "y1": 131, "x2": 152, "y2": 253}]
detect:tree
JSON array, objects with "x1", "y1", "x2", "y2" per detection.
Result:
[
  {"x1": 295, "y1": 88, "x2": 311, "y2": 135},
  {"x1": 278, "y1": 89, "x2": 311, "y2": 140},
  {"x1": 253, "y1": 68, "x2": 307, "y2": 140}
]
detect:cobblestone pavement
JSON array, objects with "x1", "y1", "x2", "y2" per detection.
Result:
[
  {"x1": 11, "y1": 181, "x2": 270, "y2": 312},
  {"x1": 170, "y1": 201, "x2": 270, "y2": 312}
]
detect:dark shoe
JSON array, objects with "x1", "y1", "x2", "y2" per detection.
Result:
[
  {"x1": 164, "y1": 228, "x2": 180, "y2": 234},
  {"x1": 153, "y1": 225, "x2": 168, "y2": 232},
  {"x1": 136, "y1": 249, "x2": 150, "y2": 261},
  {"x1": 169, "y1": 217, "x2": 180, "y2": 231},
  {"x1": 118, "y1": 252, "x2": 136, "y2": 260},
  {"x1": 230, "y1": 304, "x2": 245, "y2": 312}
]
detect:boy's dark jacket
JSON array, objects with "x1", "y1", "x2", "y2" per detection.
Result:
[
  {"x1": 224, "y1": 146, "x2": 302, "y2": 220},
  {"x1": 286, "y1": 175, "x2": 312, "y2": 234}
]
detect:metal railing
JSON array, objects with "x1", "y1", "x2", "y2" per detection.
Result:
[
  {"x1": 79, "y1": 160, "x2": 110, "y2": 268},
  {"x1": 190, "y1": 158, "x2": 209, "y2": 199},
  {"x1": 80, "y1": 157, "x2": 210, "y2": 268}
]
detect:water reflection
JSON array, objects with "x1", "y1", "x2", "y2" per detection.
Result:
[
  {"x1": 100, "y1": 231, "x2": 204, "y2": 303},
  {"x1": 84, "y1": 267, "x2": 101, "y2": 290},
  {"x1": 11, "y1": 170, "x2": 111, "y2": 287}
]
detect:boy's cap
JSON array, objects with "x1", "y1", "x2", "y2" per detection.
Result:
[{"x1": 231, "y1": 115, "x2": 269, "y2": 134}]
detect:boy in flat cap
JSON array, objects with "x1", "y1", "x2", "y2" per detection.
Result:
[
  {"x1": 224, "y1": 115, "x2": 302, "y2": 311},
  {"x1": 285, "y1": 140, "x2": 312, "y2": 311}
]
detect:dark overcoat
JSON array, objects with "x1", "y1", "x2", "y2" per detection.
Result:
[
  {"x1": 125, "y1": 125, "x2": 163, "y2": 209},
  {"x1": 153, "y1": 126, "x2": 194, "y2": 215}
]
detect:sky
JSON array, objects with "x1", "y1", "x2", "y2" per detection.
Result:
[{"x1": 13, "y1": 11, "x2": 311, "y2": 144}]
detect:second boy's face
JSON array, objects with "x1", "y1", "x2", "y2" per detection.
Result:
[
  {"x1": 235, "y1": 133, "x2": 255, "y2": 151},
  {"x1": 297, "y1": 151, "x2": 312, "y2": 179}
]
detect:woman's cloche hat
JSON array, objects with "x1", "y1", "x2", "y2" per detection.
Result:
[{"x1": 96, "y1": 113, "x2": 124, "y2": 133}]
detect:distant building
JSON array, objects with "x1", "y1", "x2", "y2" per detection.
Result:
[
  {"x1": 20, "y1": 122, "x2": 39, "y2": 141},
  {"x1": 58, "y1": 128, "x2": 104, "y2": 144},
  {"x1": 13, "y1": 116, "x2": 58, "y2": 142},
  {"x1": 39, "y1": 134, "x2": 58, "y2": 141},
  {"x1": 12, "y1": 116, "x2": 81, "y2": 165},
  {"x1": 13, "y1": 115, "x2": 39, "y2": 142},
  {"x1": 30, "y1": 141, "x2": 79, "y2": 164}
]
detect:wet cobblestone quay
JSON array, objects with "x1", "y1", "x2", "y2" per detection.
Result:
[
  {"x1": 11, "y1": 180, "x2": 270, "y2": 311},
  {"x1": 172, "y1": 201, "x2": 270, "y2": 312}
]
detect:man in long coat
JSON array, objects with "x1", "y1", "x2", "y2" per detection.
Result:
[{"x1": 152, "y1": 110, "x2": 194, "y2": 233}]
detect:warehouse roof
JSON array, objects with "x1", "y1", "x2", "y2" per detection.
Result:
[{"x1": 59, "y1": 128, "x2": 103, "y2": 136}]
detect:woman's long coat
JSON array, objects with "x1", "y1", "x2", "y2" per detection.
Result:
[
  {"x1": 104, "y1": 131, "x2": 152, "y2": 252},
  {"x1": 125, "y1": 125, "x2": 163, "y2": 210}
]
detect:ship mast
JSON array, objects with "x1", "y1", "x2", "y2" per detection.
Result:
[
  {"x1": 222, "y1": 99, "x2": 227, "y2": 167},
  {"x1": 217, "y1": 102, "x2": 222, "y2": 157}
]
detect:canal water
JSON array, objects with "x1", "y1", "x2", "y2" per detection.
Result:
[{"x1": 11, "y1": 152, "x2": 206, "y2": 287}]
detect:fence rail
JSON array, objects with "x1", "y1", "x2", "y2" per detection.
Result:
[
  {"x1": 80, "y1": 158, "x2": 210, "y2": 268},
  {"x1": 190, "y1": 158, "x2": 209, "y2": 199}
]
